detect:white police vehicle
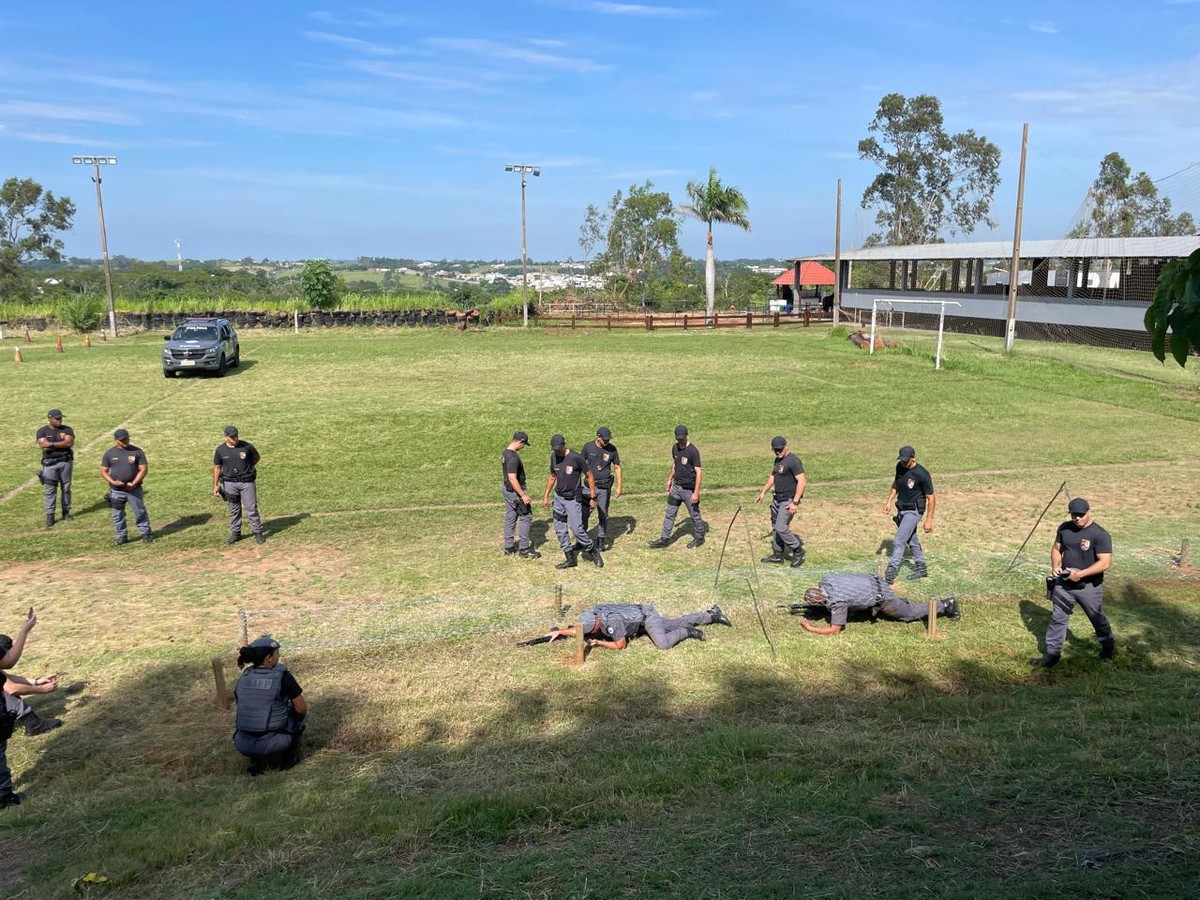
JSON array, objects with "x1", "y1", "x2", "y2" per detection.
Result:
[{"x1": 162, "y1": 317, "x2": 240, "y2": 378}]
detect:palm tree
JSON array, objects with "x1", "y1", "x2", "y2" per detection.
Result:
[{"x1": 679, "y1": 167, "x2": 751, "y2": 317}]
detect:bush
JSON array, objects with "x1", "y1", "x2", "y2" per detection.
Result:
[
  {"x1": 58, "y1": 294, "x2": 105, "y2": 333},
  {"x1": 301, "y1": 259, "x2": 345, "y2": 311}
]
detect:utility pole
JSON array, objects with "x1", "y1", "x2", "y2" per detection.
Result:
[
  {"x1": 1005, "y1": 124, "x2": 1029, "y2": 354},
  {"x1": 505, "y1": 164, "x2": 540, "y2": 327},
  {"x1": 175, "y1": 239, "x2": 183, "y2": 272},
  {"x1": 833, "y1": 178, "x2": 843, "y2": 326},
  {"x1": 72, "y1": 155, "x2": 119, "y2": 338}
]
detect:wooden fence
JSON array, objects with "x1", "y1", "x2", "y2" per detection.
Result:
[{"x1": 529, "y1": 309, "x2": 831, "y2": 330}]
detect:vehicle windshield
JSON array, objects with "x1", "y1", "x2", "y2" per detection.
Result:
[{"x1": 172, "y1": 325, "x2": 219, "y2": 341}]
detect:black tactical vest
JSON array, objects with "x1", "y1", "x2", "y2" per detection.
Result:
[{"x1": 234, "y1": 666, "x2": 291, "y2": 733}]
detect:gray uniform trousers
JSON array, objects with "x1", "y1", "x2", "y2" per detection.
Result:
[
  {"x1": 42, "y1": 460, "x2": 72, "y2": 517},
  {"x1": 1045, "y1": 582, "x2": 1112, "y2": 655},
  {"x1": 0, "y1": 693, "x2": 32, "y2": 794},
  {"x1": 889, "y1": 509, "x2": 926, "y2": 569},
  {"x1": 642, "y1": 606, "x2": 717, "y2": 649},
  {"x1": 502, "y1": 488, "x2": 532, "y2": 550},
  {"x1": 224, "y1": 481, "x2": 262, "y2": 536},
  {"x1": 770, "y1": 497, "x2": 802, "y2": 552},
  {"x1": 660, "y1": 483, "x2": 704, "y2": 539},
  {"x1": 579, "y1": 484, "x2": 612, "y2": 539},
  {"x1": 109, "y1": 485, "x2": 151, "y2": 540},
  {"x1": 879, "y1": 591, "x2": 948, "y2": 622},
  {"x1": 552, "y1": 494, "x2": 595, "y2": 554}
]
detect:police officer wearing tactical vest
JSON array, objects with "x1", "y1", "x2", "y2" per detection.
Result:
[
  {"x1": 543, "y1": 435, "x2": 603, "y2": 569},
  {"x1": 580, "y1": 426, "x2": 622, "y2": 550},
  {"x1": 1030, "y1": 497, "x2": 1115, "y2": 668},
  {"x1": 793, "y1": 573, "x2": 959, "y2": 635},
  {"x1": 552, "y1": 602, "x2": 732, "y2": 650},
  {"x1": 502, "y1": 431, "x2": 540, "y2": 559},
  {"x1": 213, "y1": 425, "x2": 265, "y2": 545},
  {"x1": 100, "y1": 429, "x2": 152, "y2": 545},
  {"x1": 883, "y1": 445, "x2": 935, "y2": 584},
  {"x1": 756, "y1": 436, "x2": 807, "y2": 567},
  {"x1": 232, "y1": 635, "x2": 308, "y2": 776},
  {"x1": 649, "y1": 425, "x2": 706, "y2": 549},
  {"x1": 36, "y1": 409, "x2": 75, "y2": 529}
]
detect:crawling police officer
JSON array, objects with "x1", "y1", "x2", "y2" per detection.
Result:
[
  {"x1": 648, "y1": 425, "x2": 706, "y2": 549},
  {"x1": 791, "y1": 573, "x2": 959, "y2": 635},
  {"x1": 756, "y1": 436, "x2": 807, "y2": 567},
  {"x1": 36, "y1": 409, "x2": 75, "y2": 529},
  {"x1": 882, "y1": 445, "x2": 935, "y2": 584},
  {"x1": 214, "y1": 425, "x2": 265, "y2": 545},
  {"x1": 542, "y1": 435, "x2": 603, "y2": 570},
  {"x1": 501, "y1": 431, "x2": 540, "y2": 559},
  {"x1": 1030, "y1": 497, "x2": 1115, "y2": 668},
  {"x1": 100, "y1": 428, "x2": 152, "y2": 545},
  {"x1": 550, "y1": 602, "x2": 732, "y2": 651},
  {"x1": 580, "y1": 426, "x2": 622, "y2": 551}
]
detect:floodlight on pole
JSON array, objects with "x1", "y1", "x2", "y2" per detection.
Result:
[
  {"x1": 505, "y1": 164, "x2": 540, "y2": 328},
  {"x1": 72, "y1": 154, "x2": 119, "y2": 338}
]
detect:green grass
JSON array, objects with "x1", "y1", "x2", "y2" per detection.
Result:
[{"x1": 0, "y1": 325, "x2": 1198, "y2": 898}]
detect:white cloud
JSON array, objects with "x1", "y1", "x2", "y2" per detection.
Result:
[
  {"x1": 580, "y1": 1, "x2": 692, "y2": 16},
  {"x1": 1029, "y1": 21, "x2": 1059, "y2": 34},
  {"x1": 346, "y1": 60, "x2": 487, "y2": 92},
  {"x1": 306, "y1": 8, "x2": 420, "y2": 28},
  {"x1": 305, "y1": 31, "x2": 405, "y2": 56},
  {"x1": 427, "y1": 38, "x2": 610, "y2": 74},
  {"x1": 0, "y1": 100, "x2": 138, "y2": 124}
]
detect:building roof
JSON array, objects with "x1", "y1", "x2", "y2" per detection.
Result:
[
  {"x1": 773, "y1": 260, "x2": 836, "y2": 286},
  {"x1": 801, "y1": 235, "x2": 1200, "y2": 263}
]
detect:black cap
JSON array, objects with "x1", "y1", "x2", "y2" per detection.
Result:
[
  {"x1": 47, "y1": 409, "x2": 63, "y2": 419},
  {"x1": 512, "y1": 431, "x2": 529, "y2": 444},
  {"x1": 771, "y1": 436, "x2": 787, "y2": 451},
  {"x1": 898, "y1": 445, "x2": 916, "y2": 461},
  {"x1": 550, "y1": 434, "x2": 566, "y2": 450},
  {"x1": 0, "y1": 634, "x2": 11, "y2": 655},
  {"x1": 1068, "y1": 498, "x2": 1090, "y2": 515},
  {"x1": 596, "y1": 426, "x2": 612, "y2": 441},
  {"x1": 249, "y1": 635, "x2": 280, "y2": 650},
  {"x1": 113, "y1": 428, "x2": 130, "y2": 441},
  {"x1": 224, "y1": 425, "x2": 239, "y2": 437},
  {"x1": 674, "y1": 425, "x2": 688, "y2": 439}
]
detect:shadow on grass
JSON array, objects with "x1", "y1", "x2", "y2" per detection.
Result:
[
  {"x1": 262, "y1": 512, "x2": 311, "y2": 537},
  {"x1": 155, "y1": 513, "x2": 214, "y2": 539}
]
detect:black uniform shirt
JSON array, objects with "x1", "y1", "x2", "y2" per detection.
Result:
[
  {"x1": 36, "y1": 424, "x2": 75, "y2": 463},
  {"x1": 1056, "y1": 520, "x2": 1113, "y2": 586},
  {"x1": 772, "y1": 452, "x2": 805, "y2": 499},
  {"x1": 893, "y1": 463, "x2": 934, "y2": 511},
  {"x1": 549, "y1": 450, "x2": 587, "y2": 498},
  {"x1": 582, "y1": 440, "x2": 621, "y2": 488},
  {"x1": 214, "y1": 440, "x2": 260, "y2": 481},
  {"x1": 502, "y1": 448, "x2": 526, "y2": 492},
  {"x1": 101, "y1": 445, "x2": 147, "y2": 484},
  {"x1": 672, "y1": 442, "x2": 702, "y2": 488}
]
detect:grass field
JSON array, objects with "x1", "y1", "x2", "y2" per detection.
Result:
[{"x1": 0, "y1": 324, "x2": 1198, "y2": 899}]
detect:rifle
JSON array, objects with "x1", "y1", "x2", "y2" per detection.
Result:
[
  {"x1": 777, "y1": 602, "x2": 826, "y2": 615},
  {"x1": 516, "y1": 629, "x2": 571, "y2": 647}
]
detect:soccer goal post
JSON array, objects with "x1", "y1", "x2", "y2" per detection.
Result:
[{"x1": 869, "y1": 298, "x2": 962, "y2": 370}]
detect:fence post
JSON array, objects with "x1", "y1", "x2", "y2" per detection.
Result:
[
  {"x1": 606, "y1": 315, "x2": 611, "y2": 331},
  {"x1": 571, "y1": 313, "x2": 576, "y2": 330},
  {"x1": 745, "y1": 312, "x2": 752, "y2": 329},
  {"x1": 804, "y1": 306, "x2": 811, "y2": 327},
  {"x1": 1182, "y1": 538, "x2": 1191, "y2": 568},
  {"x1": 773, "y1": 312, "x2": 780, "y2": 328}
]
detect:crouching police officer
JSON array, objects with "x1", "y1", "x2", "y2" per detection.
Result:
[
  {"x1": 100, "y1": 429, "x2": 152, "y2": 545},
  {"x1": 232, "y1": 635, "x2": 308, "y2": 776},
  {"x1": 214, "y1": 425, "x2": 264, "y2": 545},
  {"x1": 37, "y1": 409, "x2": 75, "y2": 528},
  {"x1": 793, "y1": 573, "x2": 958, "y2": 635},
  {"x1": 543, "y1": 435, "x2": 603, "y2": 570}
]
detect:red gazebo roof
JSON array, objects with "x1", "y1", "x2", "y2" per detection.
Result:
[{"x1": 772, "y1": 260, "x2": 835, "y2": 286}]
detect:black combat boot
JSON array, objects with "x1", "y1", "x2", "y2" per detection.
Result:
[
  {"x1": 648, "y1": 538, "x2": 669, "y2": 549},
  {"x1": 61, "y1": 510, "x2": 72, "y2": 522},
  {"x1": 227, "y1": 533, "x2": 242, "y2": 545},
  {"x1": 790, "y1": 543, "x2": 806, "y2": 568},
  {"x1": 686, "y1": 528, "x2": 706, "y2": 548},
  {"x1": 707, "y1": 605, "x2": 732, "y2": 627},
  {"x1": 503, "y1": 543, "x2": 518, "y2": 555},
  {"x1": 555, "y1": 551, "x2": 578, "y2": 570},
  {"x1": 685, "y1": 627, "x2": 706, "y2": 642},
  {"x1": 45, "y1": 515, "x2": 54, "y2": 529},
  {"x1": 0, "y1": 791, "x2": 23, "y2": 809},
  {"x1": 17, "y1": 711, "x2": 62, "y2": 736},
  {"x1": 587, "y1": 546, "x2": 604, "y2": 569},
  {"x1": 761, "y1": 553, "x2": 786, "y2": 564},
  {"x1": 1029, "y1": 652, "x2": 1061, "y2": 668},
  {"x1": 1098, "y1": 638, "x2": 1116, "y2": 661},
  {"x1": 115, "y1": 535, "x2": 128, "y2": 546},
  {"x1": 254, "y1": 532, "x2": 266, "y2": 544},
  {"x1": 884, "y1": 565, "x2": 899, "y2": 584},
  {"x1": 519, "y1": 547, "x2": 541, "y2": 559},
  {"x1": 906, "y1": 563, "x2": 928, "y2": 581},
  {"x1": 941, "y1": 597, "x2": 961, "y2": 620},
  {"x1": 140, "y1": 533, "x2": 154, "y2": 544}
]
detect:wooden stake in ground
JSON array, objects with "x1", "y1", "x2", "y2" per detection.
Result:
[
  {"x1": 55, "y1": 334, "x2": 64, "y2": 353},
  {"x1": 84, "y1": 333, "x2": 92, "y2": 348},
  {"x1": 24, "y1": 328, "x2": 31, "y2": 343},
  {"x1": 1181, "y1": 538, "x2": 1191, "y2": 569},
  {"x1": 924, "y1": 598, "x2": 941, "y2": 640},
  {"x1": 574, "y1": 617, "x2": 587, "y2": 666},
  {"x1": 212, "y1": 657, "x2": 230, "y2": 710},
  {"x1": 14, "y1": 347, "x2": 23, "y2": 363}
]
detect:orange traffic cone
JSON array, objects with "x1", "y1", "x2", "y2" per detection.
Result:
[
  {"x1": 55, "y1": 334, "x2": 64, "y2": 353},
  {"x1": 84, "y1": 333, "x2": 92, "y2": 348},
  {"x1": 13, "y1": 347, "x2": 22, "y2": 363}
]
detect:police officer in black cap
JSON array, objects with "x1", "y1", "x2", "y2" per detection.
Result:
[
  {"x1": 1030, "y1": 497, "x2": 1115, "y2": 668},
  {"x1": 501, "y1": 431, "x2": 540, "y2": 559},
  {"x1": 100, "y1": 428, "x2": 152, "y2": 545},
  {"x1": 36, "y1": 409, "x2": 75, "y2": 528},
  {"x1": 214, "y1": 426, "x2": 264, "y2": 545},
  {"x1": 232, "y1": 635, "x2": 308, "y2": 776},
  {"x1": 542, "y1": 435, "x2": 603, "y2": 569},
  {"x1": 882, "y1": 445, "x2": 935, "y2": 583},
  {"x1": 649, "y1": 425, "x2": 706, "y2": 549},
  {"x1": 580, "y1": 426, "x2": 622, "y2": 550},
  {"x1": 756, "y1": 436, "x2": 806, "y2": 567}
]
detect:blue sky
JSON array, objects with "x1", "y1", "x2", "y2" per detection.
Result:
[{"x1": 2, "y1": 1, "x2": 1198, "y2": 262}]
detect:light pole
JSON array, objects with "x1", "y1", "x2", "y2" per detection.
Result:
[
  {"x1": 71, "y1": 155, "x2": 119, "y2": 338},
  {"x1": 505, "y1": 164, "x2": 540, "y2": 327}
]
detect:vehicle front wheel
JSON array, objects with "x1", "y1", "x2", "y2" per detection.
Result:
[
  {"x1": 230, "y1": 349, "x2": 240, "y2": 368},
  {"x1": 216, "y1": 354, "x2": 227, "y2": 377},
  {"x1": 163, "y1": 368, "x2": 172, "y2": 379}
]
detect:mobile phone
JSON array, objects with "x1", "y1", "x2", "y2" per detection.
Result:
[{"x1": 27, "y1": 607, "x2": 34, "y2": 618}]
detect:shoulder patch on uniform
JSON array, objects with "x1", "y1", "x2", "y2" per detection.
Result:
[{"x1": 1080, "y1": 539, "x2": 1090, "y2": 551}]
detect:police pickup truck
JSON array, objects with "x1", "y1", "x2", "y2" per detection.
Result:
[{"x1": 162, "y1": 317, "x2": 240, "y2": 377}]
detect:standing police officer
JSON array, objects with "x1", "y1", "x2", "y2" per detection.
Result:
[
  {"x1": 580, "y1": 426, "x2": 622, "y2": 550},
  {"x1": 502, "y1": 431, "x2": 540, "y2": 559},
  {"x1": 542, "y1": 435, "x2": 603, "y2": 570},
  {"x1": 214, "y1": 425, "x2": 265, "y2": 545},
  {"x1": 100, "y1": 428, "x2": 152, "y2": 545},
  {"x1": 1030, "y1": 497, "x2": 1115, "y2": 668},
  {"x1": 649, "y1": 425, "x2": 706, "y2": 549},
  {"x1": 36, "y1": 409, "x2": 75, "y2": 528},
  {"x1": 882, "y1": 445, "x2": 935, "y2": 584},
  {"x1": 756, "y1": 436, "x2": 806, "y2": 567}
]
